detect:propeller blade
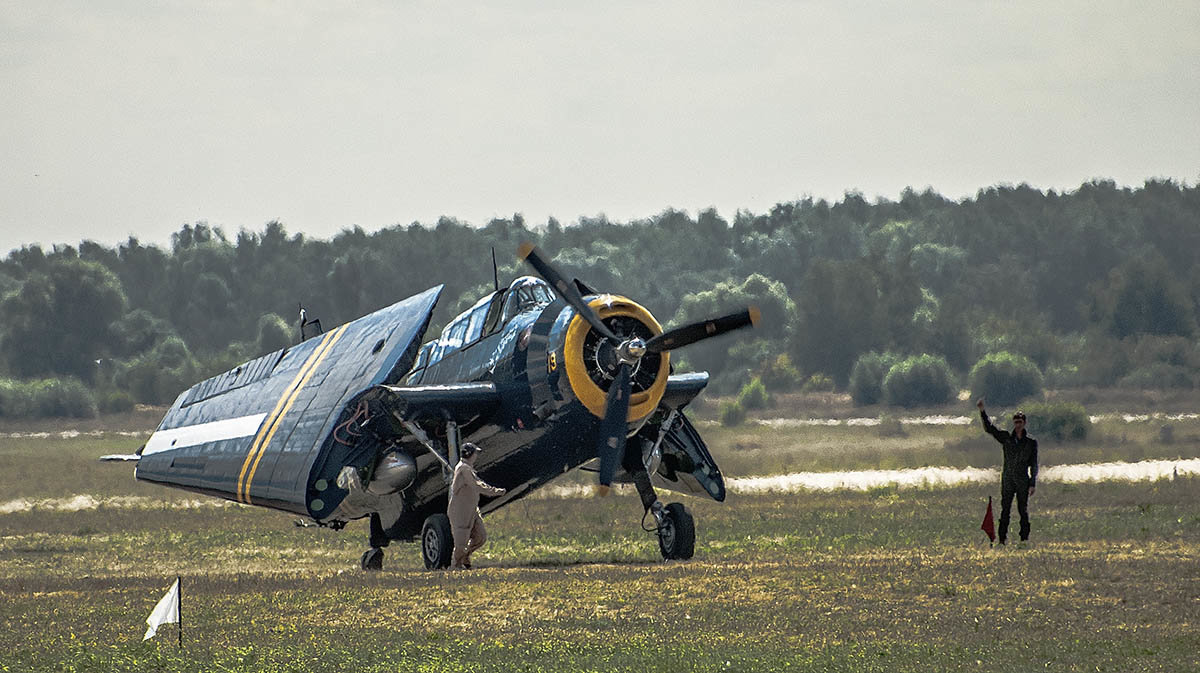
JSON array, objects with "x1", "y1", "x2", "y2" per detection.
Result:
[
  {"x1": 645, "y1": 305, "x2": 761, "y2": 353},
  {"x1": 595, "y1": 362, "x2": 632, "y2": 488},
  {"x1": 519, "y1": 242, "x2": 619, "y2": 342}
]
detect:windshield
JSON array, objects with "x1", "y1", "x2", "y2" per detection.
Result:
[{"x1": 501, "y1": 277, "x2": 554, "y2": 324}]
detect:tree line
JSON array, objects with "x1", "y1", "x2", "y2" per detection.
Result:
[{"x1": 1, "y1": 179, "x2": 1198, "y2": 417}]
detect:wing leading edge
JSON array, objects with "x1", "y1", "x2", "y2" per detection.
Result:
[{"x1": 373, "y1": 382, "x2": 502, "y2": 420}]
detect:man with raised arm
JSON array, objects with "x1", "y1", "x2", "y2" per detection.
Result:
[
  {"x1": 978, "y1": 399, "x2": 1039, "y2": 545},
  {"x1": 447, "y1": 442, "x2": 506, "y2": 569}
]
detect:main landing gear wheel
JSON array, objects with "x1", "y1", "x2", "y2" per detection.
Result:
[
  {"x1": 421, "y1": 513, "x2": 454, "y2": 569},
  {"x1": 657, "y1": 502, "x2": 695, "y2": 560},
  {"x1": 360, "y1": 547, "x2": 384, "y2": 571}
]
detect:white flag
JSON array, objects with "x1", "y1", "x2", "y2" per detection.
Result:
[{"x1": 143, "y1": 578, "x2": 180, "y2": 641}]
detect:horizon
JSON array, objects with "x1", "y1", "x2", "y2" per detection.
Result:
[{"x1": 5, "y1": 176, "x2": 1193, "y2": 255}]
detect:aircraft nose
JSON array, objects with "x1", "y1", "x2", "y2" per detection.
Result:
[
  {"x1": 620, "y1": 337, "x2": 647, "y2": 363},
  {"x1": 560, "y1": 295, "x2": 669, "y2": 424}
]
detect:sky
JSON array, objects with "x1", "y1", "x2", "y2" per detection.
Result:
[{"x1": 2, "y1": 1, "x2": 1198, "y2": 255}]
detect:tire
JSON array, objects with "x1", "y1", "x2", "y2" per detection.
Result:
[
  {"x1": 421, "y1": 513, "x2": 454, "y2": 569},
  {"x1": 657, "y1": 502, "x2": 695, "y2": 560},
  {"x1": 360, "y1": 547, "x2": 384, "y2": 571}
]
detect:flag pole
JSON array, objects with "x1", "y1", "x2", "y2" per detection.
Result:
[{"x1": 177, "y1": 575, "x2": 183, "y2": 649}]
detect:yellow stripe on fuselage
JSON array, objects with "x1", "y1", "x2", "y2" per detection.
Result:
[
  {"x1": 242, "y1": 324, "x2": 348, "y2": 505},
  {"x1": 236, "y1": 327, "x2": 338, "y2": 503}
]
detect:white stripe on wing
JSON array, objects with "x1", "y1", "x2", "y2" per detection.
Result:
[{"x1": 142, "y1": 413, "x2": 269, "y2": 456}]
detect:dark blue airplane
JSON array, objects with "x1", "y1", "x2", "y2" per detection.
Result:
[{"x1": 131, "y1": 245, "x2": 758, "y2": 569}]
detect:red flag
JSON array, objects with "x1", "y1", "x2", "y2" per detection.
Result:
[{"x1": 981, "y1": 496, "x2": 996, "y2": 543}]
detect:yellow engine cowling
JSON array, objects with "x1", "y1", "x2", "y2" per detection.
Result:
[{"x1": 561, "y1": 295, "x2": 670, "y2": 423}]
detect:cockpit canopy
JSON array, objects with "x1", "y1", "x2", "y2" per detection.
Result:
[
  {"x1": 498, "y1": 275, "x2": 556, "y2": 325},
  {"x1": 410, "y1": 276, "x2": 556, "y2": 379}
]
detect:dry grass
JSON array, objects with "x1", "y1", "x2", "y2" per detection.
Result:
[{"x1": 1, "y1": 415, "x2": 1198, "y2": 672}]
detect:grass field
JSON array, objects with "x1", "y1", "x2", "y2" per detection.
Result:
[{"x1": 1, "y1": 402, "x2": 1199, "y2": 672}]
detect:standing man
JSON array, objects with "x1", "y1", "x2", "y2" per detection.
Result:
[
  {"x1": 977, "y1": 399, "x2": 1039, "y2": 545},
  {"x1": 447, "y1": 442, "x2": 506, "y2": 569}
]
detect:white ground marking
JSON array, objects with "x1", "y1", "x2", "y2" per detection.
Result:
[
  {"x1": 0, "y1": 495, "x2": 234, "y2": 514},
  {"x1": 531, "y1": 458, "x2": 1200, "y2": 499},
  {"x1": 1041, "y1": 458, "x2": 1200, "y2": 483},
  {"x1": 0, "y1": 430, "x2": 147, "y2": 439},
  {"x1": 740, "y1": 412, "x2": 1200, "y2": 428},
  {"x1": 3, "y1": 458, "x2": 1194, "y2": 512},
  {"x1": 727, "y1": 466, "x2": 998, "y2": 493}
]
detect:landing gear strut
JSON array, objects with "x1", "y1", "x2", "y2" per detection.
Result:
[
  {"x1": 629, "y1": 452, "x2": 695, "y2": 560},
  {"x1": 361, "y1": 512, "x2": 389, "y2": 571}
]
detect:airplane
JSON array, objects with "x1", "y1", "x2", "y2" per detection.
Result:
[{"x1": 129, "y1": 244, "x2": 759, "y2": 570}]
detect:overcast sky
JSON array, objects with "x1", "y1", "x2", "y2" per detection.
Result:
[{"x1": 2, "y1": 1, "x2": 1198, "y2": 255}]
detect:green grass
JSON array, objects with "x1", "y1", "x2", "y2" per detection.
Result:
[{"x1": 1, "y1": 413, "x2": 1199, "y2": 672}]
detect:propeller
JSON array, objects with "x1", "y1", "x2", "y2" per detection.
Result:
[
  {"x1": 594, "y1": 362, "x2": 632, "y2": 495},
  {"x1": 518, "y1": 242, "x2": 618, "y2": 342},
  {"x1": 644, "y1": 306, "x2": 761, "y2": 353},
  {"x1": 519, "y1": 242, "x2": 759, "y2": 489}
]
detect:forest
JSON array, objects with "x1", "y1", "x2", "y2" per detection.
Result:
[{"x1": 1, "y1": 179, "x2": 1198, "y2": 418}]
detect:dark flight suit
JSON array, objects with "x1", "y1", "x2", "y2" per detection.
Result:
[{"x1": 980, "y1": 410, "x2": 1039, "y2": 543}]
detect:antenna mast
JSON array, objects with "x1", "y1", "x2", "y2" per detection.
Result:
[{"x1": 492, "y1": 247, "x2": 499, "y2": 292}]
